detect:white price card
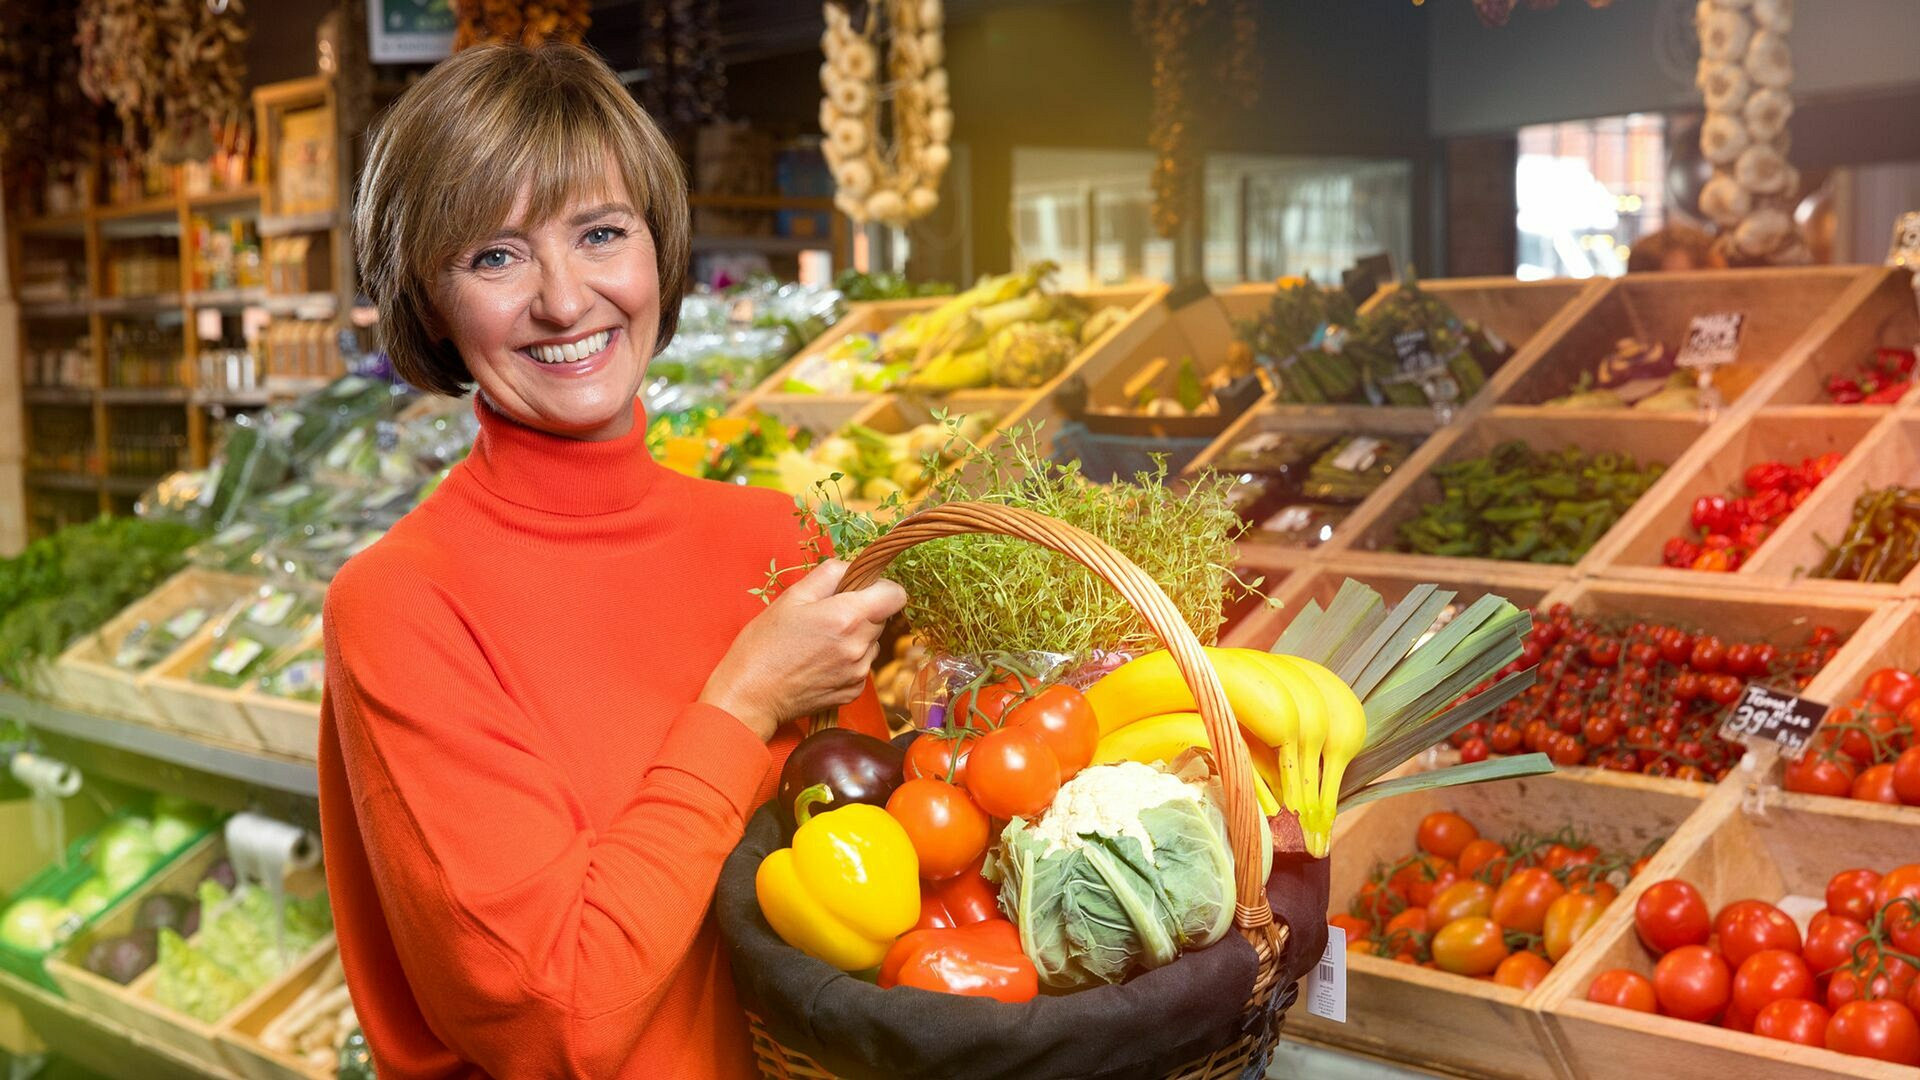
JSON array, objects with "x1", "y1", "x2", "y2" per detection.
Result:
[{"x1": 1305, "y1": 924, "x2": 1348, "y2": 1023}]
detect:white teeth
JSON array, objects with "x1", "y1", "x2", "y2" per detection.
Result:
[{"x1": 527, "y1": 330, "x2": 610, "y2": 364}]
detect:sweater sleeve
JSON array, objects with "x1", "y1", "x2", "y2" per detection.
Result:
[{"x1": 321, "y1": 557, "x2": 772, "y2": 1077}]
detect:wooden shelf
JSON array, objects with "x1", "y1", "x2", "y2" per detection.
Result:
[
  {"x1": 95, "y1": 194, "x2": 184, "y2": 221},
  {"x1": 22, "y1": 386, "x2": 95, "y2": 405},
  {"x1": 185, "y1": 185, "x2": 261, "y2": 210},
  {"x1": 20, "y1": 299, "x2": 90, "y2": 319},
  {"x1": 257, "y1": 291, "x2": 338, "y2": 316},
  {"x1": 102, "y1": 474, "x2": 161, "y2": 495},
  {"x1": 185, "y1": 286, "x2": 269, "y2": 308},
  {"x1": 95, "y1": 293, "x2": 184, "y2": 316},
  {"x1": 191, "y1": 388, "x2": 275, "y2": 408},
  {"x1": 16, "y1": 212, "x2": 87, "y2": 235},
  {"x1": 258, "y1": 210, "x2": 338, "y2": 236},
  {"x1": 100, "y1": 386, "x2": 190, "y2": 405},
  {"x1": 25, "y1": 470, "x2": 100, "y2": 492}
]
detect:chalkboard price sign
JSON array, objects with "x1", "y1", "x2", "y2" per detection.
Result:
[{"x1": 1720, "y1": 682, "x2": 1829, "y2": 757}]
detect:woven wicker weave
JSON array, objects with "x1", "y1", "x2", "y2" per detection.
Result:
[{"x1": 745, "y1": 501, "x2": 1293, "y2": 1080}]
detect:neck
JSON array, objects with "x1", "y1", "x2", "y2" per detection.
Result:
[{"x1": 462, "y1": 395, "x2": 661, "y2": 516}]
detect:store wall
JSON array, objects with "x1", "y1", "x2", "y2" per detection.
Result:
[{"x1": 1429, "y1": 0, "x2": 1920, "y2": 137}]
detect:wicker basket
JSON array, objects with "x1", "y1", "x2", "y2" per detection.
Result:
[{"x1": 739, "y1": 501, "x2": 1294, "y2": 1080}]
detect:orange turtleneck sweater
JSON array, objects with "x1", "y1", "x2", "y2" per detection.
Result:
[{"x1": 318, "y1": 397, "x2": 806, "y2": 1080}]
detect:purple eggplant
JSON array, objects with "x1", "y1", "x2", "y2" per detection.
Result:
[{"x1": 774, "y1": 728, "x2": 904, "y2": 836}]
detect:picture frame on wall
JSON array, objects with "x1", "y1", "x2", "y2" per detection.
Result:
[{"x1": 368, "y1": 0, "x2": 456, "y2": 64}]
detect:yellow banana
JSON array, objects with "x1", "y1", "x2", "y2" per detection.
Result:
[
  {"x1": 1248, "y1": 652, "x2": 1327, "y2": 854},
  {"x1": 1085, "y1": 648, "x2": 1301, "y2": 749},
  {"x1": 1281, "y1": 654, "x2": 1367, "y2": 842},
  {"x1": 1093, "y1": 712, "x2": 1281, "y2": 817}
]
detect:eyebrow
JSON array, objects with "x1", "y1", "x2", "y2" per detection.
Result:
[{"x1": 477, "y1": 203, "x2": 636, "y2": 245}]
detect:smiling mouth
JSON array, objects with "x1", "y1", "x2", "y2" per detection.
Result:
[{"x1": 521, "y1": 328, "x2": 615, "y2": 365}]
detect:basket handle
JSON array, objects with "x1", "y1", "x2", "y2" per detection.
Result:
[{"x1": 839, "y1": 501, "x2": 1281, "y2": 946}]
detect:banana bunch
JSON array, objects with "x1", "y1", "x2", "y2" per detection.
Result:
[{"x1": 1086, "y1": 646, "x2": 1364, "y2": 858}]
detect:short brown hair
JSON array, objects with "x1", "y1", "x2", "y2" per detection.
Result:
[{"x1": 353, "y1": 43, "x2": 690, "y2": 395}]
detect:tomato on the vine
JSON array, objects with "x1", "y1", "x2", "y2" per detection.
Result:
[
  {"x1": 1428, "y1": 880, "x2": 1495, "y2": 925},
  {"x1": 1003, "y1": 685, "x2": 1098, "y2": 780},
  {"x1": 1494, "y1": 950, "x2": 1552, "y2": 990},
  {"x1": 1715, "y1": 900, "x2": 1802, "y2": 970},
  {"x1": 1783, "y1": 751, "x2": 1857, "y2": 798},
  {"x1": 1893, "y1": 747, "x2": 1920, "y2": 805},
  {"x1": 1392, "y1": 855, "x2": 1460, "y2": 909},
  {"x1": 1753, "y1": 998, "x2": 1830, "y2": 1047},
  {"x1": 1825, "y1": 1000, "x2": 1920, "y2": 1065},
  {"x1": 1827, "y1": 948, "x2": 1917, "y2": 1010},
  {"x1": 886, "y1": 778, "x2": 991, "y2": 880},
  {"x1": 1865, "y1": 668, "x2": 1920, "y2": 711},
  {"x1": 1731, "y1": 949, "x2": 1815, "y2": 1016},
  {"x1": 1690, "y1": 636, "x2": 1727, "y2": 673},
  {"x1": 1458, "y1": 838, "x2": 1509, "y2": 881},
  {"x1": 1543, "y1": 892, "x2": 1606, "y2": 962},
  {"x1": 1803, "y1": 912, "x2": 1870, "y2": 976},
  {"x1": 1635, "y1": 879, "x2": 1712, "y2": 955},
  {"x1": 1417, "y1": 812, "x2": 1479, "y2": 861},
  {"x1": 904, "y1": 730, "x2": 976, "y2": 785},
  {"x1": 1491, "y1": 868, "x2": 1565, "y2": 935},
  {"x1": 962, "y1": 726, "x2": 1061, "y2": 819},
  {"x1": 1588, "y1": 969, "x2": 1657, "y2": 1012},
  {"x1": 1654, "y1": 945, "x2": 1731, "y2": 1023},
  {"x1": 1880, "y1": 864, "x2": 1920, "y2": 955},
  {"x1": 950, "y1": 677, "x2": 1021, "y2": 729},
  {"x1": 1430, "y1": 916, "x2": 1508, "y2": 976},
  {"x1": 1829, "y1": 868, "x2": 1885, "y2": 922}
]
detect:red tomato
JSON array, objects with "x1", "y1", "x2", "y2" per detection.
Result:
[
  {"x1": 1416, "y1": 812, "x2": 1480, "y2": 861},
  {"x1": 1828, "y1": 949, "x2": 1918, "y2": 1010},
  {"x1": 949, "y1": 677, "x2": 1021, "y2": 729},
  {"x1": 1004, "y1": 685, "x2": 1098, "y2": 780},
  {"x1": 1910, "y1": 977, "x2": 1920, "y2": 1018},
  {"x1": 1329, "y1": 913, "x2": 1372, "y2": 942},
  {"x1": 1428, "y1": 880, "x2": 1495, "y2": 925},
  {"x1": 962, "y1": 726, "x2": 1061, "y2": 819},
  {"x1": 1894, "y1": 747, "x2": 1920, "y2": 806},
  {"x1": 904, "y1": 730, "x2": 976, "y2": 785},
  {"x1": 1385, "y1": 907, "x2": 1432, "y2": 940},
  {"x1": 915, "y1": 864, "x2": 1001, "y2": 929},
  {"x1": 1494, "y1": 950, "x2": 1553, "y2": 991},
  {"x1": 1391, "y1": 855, "x2": 1460, "y2": 909},
  {"x1": 1804, "y1": 912, "x2": 1872, "y2": 975},
  {"x1": 1825, "y1": 1000, "x2": 1920, "y2": 1066},
  {"x1": 1492, "y1": 868, "x2": 1566, "y2": 936},
  {"x1": 1830, "y1": 868, "x2": 1886, "y2": 922},
  {"x1": 1431, "y1": 916, "x2": 1509, "y2": 976},
  {"x1": 1732, "y1": 949, "x2": 1816, "y2": 1016},
  {"x1": 1544, "y1": 892, "x2": 1607, "y2": 963},
  {"x1": 1854, "y1": 764, "x2": 1903, "y2": 805},
  {"x1": 1635, "y1": 879, "x2": 1712, "y2": 955},
  {"x1": 1655, "y1": 945, "x2": 1732, "y2": 1023},
  {"x1": 1587, "y1": 969, "x2": 1658, "y2": 1013},
  {"x1": 1783, "y1": 751, "x2": 1857, "y2": 797},
  {"x1": 1753, "y1": 998, "x2": 1830, "y2": 1047},
  {"x1": 1840, "y1": 710, "x2": 1904, "y2": 768},
  {"x1": 1864, "y1": 668, "x2": 1920, "y2": 711},
  {"x1": 1880, "y1": 865, "x2": 1920, "y2": 956},
  {"x1": 1357, "y1": 880, "x2": 1402, "y2": 922},
  {"x1": 886, "y1": 778, "x2": 991, "y2": 880},
  {"x1": 1458, "y1": 839, "x2": 1510, "y2": 881},
  {"x1": 1714, "y1": 899, "x2": 1802, "y2": 970}
]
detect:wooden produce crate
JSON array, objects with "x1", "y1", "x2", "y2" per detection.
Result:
[
  {"x1": 1742, "y1": 414, "x2": 1920, "y2": 597},
  {"x1": 1489, "y1": 267, "x2": 1871, "y2": 412},
  {"x1": 1303, "y1": 768, "x2": 1712, "y2": 1080},
  {"x1": 1221, "y1": 557, "x2": 1567, "y2": 651},
  {"x1": 144, "y1": 627, "x2": 269, "y2": 748},
  {"x1": 236, "y1": 629, "x2": 324, "y2": 762},
  {"x1": 1752, "y1": 266, "x2": 1919, "y2": 410},
  {"x1": 1217, "y1": 546, "x2": 1309, "y2": 647},
  {"x1": 48, "y1": 569, "x2": 261, "y2": 727},
  {"x1": 1334, "y1": 412, "x2": 1710, "y2": 575},
  {"x1": 1539, "y1": 791, "x2": 1920, "y2": 1080},
  {"x1": 1361, "y1": 275, "x2": 1602, "y2": 385},
  {"x1": 218, "y1": 947, "x2": 349, "y2": 1080},
  {"x1": 1588, "y1": 407, "x2": 1882, "y2": 588},
  {"x1": 49, "y1": 839, "x2": 333, "y2": 1075}
]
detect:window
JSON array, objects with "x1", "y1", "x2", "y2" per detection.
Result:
[{"x1": 1516, "y1": 114, "x2": 1667, "y2": 279}]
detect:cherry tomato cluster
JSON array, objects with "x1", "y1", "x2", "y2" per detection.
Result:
[
  {"x1": 1457, "y1": 604, "x2": 1844, "y2": 781},
  {"x1": 1783, "y1": 666, "x2": 1920, "y2": 806},
  {"x1": 1332, "y1": 812, "x2": 1655, "y2": 988},
  {"x1": 1825, "y1": 347, "x2": 1917, "y2": 406},
  {"x1": 1661, "y1": 453, "x2": 1844, "y2": 572},
  {"x1": 1588, "y1": 864, "x2": 1920, "y2": 1066}
]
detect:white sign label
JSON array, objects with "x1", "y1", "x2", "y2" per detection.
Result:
[
  {"x1": 210, "y1": 638, "x2": 266, "y2": 677},
  {"x1": 1305, "y1": 924, "x2": 1348, "y2": 1023}
]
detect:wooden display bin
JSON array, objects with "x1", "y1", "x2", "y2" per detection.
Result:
[
  {"x1": 48, "y1": 569, "x2": 261, "y2": 727},
  {"x1": 1741, "y1": 415, "x2": 1920, "y2": 596},
  {"x1": 1299, "y1": 768, "x2": 1712, "y2": 1080},
  {"x1": 1336, "y1": 412, "x2": 1709, "y2": 573},
  {"x1": 1489, "y1": 268, "x2": 1870, "y2": 410},
  {"x1": 1221, "y1": 557, "x2": 1566, "y2": 651},
  {"x1": 1539, "y1": 793, "x2": 1920, "y2": 1080},
  {"x1": 1755, "y1": 266, "x2": 1919, "y2": 410},
  {"x1": 48, "y1": 838, "x2": 331, "y2": 1075},
  {"x1": 144, "y1": 628, "x2": 270, "y2": 748},
  {"x1": 236, "y1": 629, "x2": 324, "y2": 762},
  {"x1": 218, "y1": 947, "x2": 348, "y2": 1080},
  {"x1": 1589, "y1": 408, "x2": 1882, "y2": 587}
]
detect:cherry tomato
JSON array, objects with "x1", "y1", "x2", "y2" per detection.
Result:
[
  {"x1": 950, "y1": 677, "x2": 1021, "y2": 729},
  {"x1": 1329, "y1": 913, "x2": 1372, "y2": 944},
  {"x1": 1753, "y1": 998, "x2": 1830, "y2": 1047},
  {"x1": 1417, "y1": 812, "x2": 1479, "y2": 861},
  {"x1": 1588, "y1": 969, "x2": 1657, "y2": 1012},
  {"x1": 886, "y1": 778, "x2": 991, "y2": 880},
  {"x1": 1828, "y1": 948, "x2": 1918, "y2": 1010},
  {"x1": 1783, "y1": 751, "x2": 1858, "y2": 798},
  {"x1": 1690, "y1": 636, "x2": 1727, "y2": 673},
  {"x1": 1431, "y1": 916, "x2": 1509, "y2": 976},
  {"x1": 904, "y1": 730, "x2": 976, "y2": 785},
  {"x1": 1428, "y1": 880, "x2": 1495, "y2": 926},
  {"x1": 1459, "y1": 737, "x2": 1490, "y2": 763},
  {"x1": 1635, "y1": 879, "x2": 1712, "y2": 955},
  {"x1": 962, "y1": 726, "x2": 1061, "y2": 819},
  {"x1": 1825, "y1": 1000, "x2": 1920, "y2": 1065},
  {"x1": 1842, "y1": 713, "x2": 1904, "y2": 770},
  {"x1": 1543, "y1": 892, "x2": 1607, "y2": 963},
  {"x1": 1385, "y1": 907, "x2": 1432, "y2": 939},
  {"x1": 1732, "y1": 949, "x2": 1816, "y2": 1016},
  {"x1": 1705, "y1": 674, "x2": 1744, "y2": 706},
  {"x1": 1357, "y1": 880, "x2": 1403, "y2": 921},
  {"x1": 1004, "y1": 685, "x2": 1098, "y2": 780},
  {"x1": 1893, "y1": 747, "x2": 1920, "y2": 806},
  {"x1": 1715, "y1": 899, "x2": 1802, "y2": 970},
  {"x1": 1393, "y1": 855, "x2": 1460, "y2": 909},
  {"x1": 1880, "y1": 865, "x2": 1920, "y2": 956},
  {"x1": 1828, "y1": 868, "x2": 1884, "y2": 922},
  {"x1": 1724, "y1": 642, "x2": 1755, "y2": 678},
  {"x1": 1803, "y1": 912, "x2": 1871, "y2": 976},
  {"x1": 1865, "y1": 668, "x2": 1920, "y2": 711},
  {"x1": 1492, "y1": 868, "x2": 1567, "y2": 936},
  {"x1": 1458, "y1": 839, "x2": 1510, "y2": 881},
  {"x1": 1489, "y1": 722, "x2": 1523, "y2": 753},
  {"x1": 1494, "y1": 949, "x2": 1553, "y2": 990},
  {"x1": 1654, "y1": 945, "x2": 1732, "y2": 1023}
]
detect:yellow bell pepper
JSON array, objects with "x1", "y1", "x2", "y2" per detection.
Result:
[{"x1": 754, "y1": 784, "x2": 921, "y2": 971}]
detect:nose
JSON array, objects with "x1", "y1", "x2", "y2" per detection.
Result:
[{"x1": 530, "y1": 255, "x2": 589, "y2": 327}]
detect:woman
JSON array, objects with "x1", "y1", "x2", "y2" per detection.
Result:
[{"x1": 320, "y1": 42, "x2": 905, "y2": 1079}]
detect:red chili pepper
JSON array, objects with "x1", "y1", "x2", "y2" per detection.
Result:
[
  {"x1": 1691, "y1": 495, "x2": 1730, "y2": 533},
  {"x1": 1878, "y1": 347, "x2": 1917, "y2": 376},
  {"x1": 1742, "y1": 461, "x2": 1793, "y2": 493},
  {"x1": 1801, "y1": 452, "x2": 1846, "y2": 484},
  {"x1": 878, "y1": 919, "x2": 1040, "y2": 1002},
  {"x1": 1703, "y1": 532, "x2": 1736, "y2": 551},
  {"x1": 1748, "y1": 487, "x2": 1791, "y2": 525},
  {"x1": 1735, "y1": 521, "x2": 1773, "y2": 551},
  {"x1": 1691, "y1": 549, "x2": 1735, "y2": 573},
  {"x1": 1791, "y1": 486, "x2": 1815, "y2": 509},
  {"x1": 1864, "y1": 381, "x2": 1911, "y2": 405},
  {"x1": 1663, "y1": 536, "x2": 1703, "y2": 568}
]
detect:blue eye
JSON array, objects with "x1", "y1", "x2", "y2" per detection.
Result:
[
  {"x1": 470, "y1": 248, "x2": 512, "y2": 270},
  {"x1": 585, "y1": 226, "x2": 625, "y2": 246}
]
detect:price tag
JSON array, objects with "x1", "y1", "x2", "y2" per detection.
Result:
[
  {"x1": 1330, "y1": 436, "x2": 1384, "y2": 473},
  {"x1": 210, "y1": 638, "x2": 266, "y2": 677},
  {"x1": 1392, "y1": 330, "x2": 1442, "y2": 374},
  {"x1": 1720, "y1": 683, "x2": 1829, "y2": 757},
  {"x1": 1678, "y1": 313, "x2": 1745, "y2": 370},
  {"x1": 1305, "y1": 924, "x2": 1348, "y2": 1023}
]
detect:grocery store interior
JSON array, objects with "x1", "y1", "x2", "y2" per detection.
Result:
[{"x1": 6, "y1": 0, "x2": 1920, "y2": 1078}]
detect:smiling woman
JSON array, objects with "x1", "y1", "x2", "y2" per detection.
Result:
[{"x1": 322, "y1": 41, "x2": 907, "y2": 1080}]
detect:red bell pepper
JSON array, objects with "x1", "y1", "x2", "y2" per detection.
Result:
[
  {"x1": 1742, "y1": 461, "x2": 1793, "y2": 493},
  {"x1": 878, "y1": 919, "x2": 1040, "y2": 1003},
  {"x1": 915, "y1": 864, "x2": 1001, "y2": 931},
  {"x1": 1691, "y1": 495, "x2": 1731, "y2": 533}
]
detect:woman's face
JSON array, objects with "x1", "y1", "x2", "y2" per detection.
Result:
[{"x1": 436, "y1": 164, "x2": 659, "y2": 441}]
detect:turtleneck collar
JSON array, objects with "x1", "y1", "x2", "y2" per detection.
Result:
[{"x1": 463, "y1": 396, "x2": 661, "y2": 517}]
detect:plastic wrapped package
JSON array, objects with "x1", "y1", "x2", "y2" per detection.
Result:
[
  {"x1": 1300, "y1": 435, "x2": 1417, "y2": 504},
  {"x1": 207, "y1": 413, "x2": 297, "y2": 530},
  {"x1": 904, "y1": 650, "x2": 1136, "y2": 731},
  {"x1": 191, "y1": 583, "x2": 322, "y2": 689},
  {"x1": 285, "y1": 375, "x2": 412, "y2": 467}
]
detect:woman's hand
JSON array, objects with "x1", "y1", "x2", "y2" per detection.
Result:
[{"x1": 701, "y1": 560, "x2": 908, "y2": 742}]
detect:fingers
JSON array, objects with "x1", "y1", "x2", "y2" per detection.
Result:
[
  {"x1": 858, "y1": 639, "x2": 881, "y2": 672},
  {"x1": 780, "y1": 558, "x2": 849, "y2": 604},
  {"x1": 846, "y1": 578, "x2": 908, "y2": 624}
]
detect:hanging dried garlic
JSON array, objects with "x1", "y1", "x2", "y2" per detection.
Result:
[
  {"x1": 1697, "y1": 0, "x2": 1805, "y2": 265},
  {"x1": 819, "y1": 0, "x2": 952, "y2": 228}
]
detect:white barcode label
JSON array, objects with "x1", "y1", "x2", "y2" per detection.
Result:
[{"x1": 1305, "y1": 924, "x2": 1348, "y2": 1023}]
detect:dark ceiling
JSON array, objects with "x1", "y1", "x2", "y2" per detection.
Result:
[{"x1": 586, "y1": 0, "x2": 1044, "y2": 69}]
